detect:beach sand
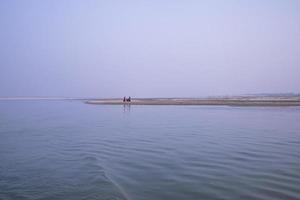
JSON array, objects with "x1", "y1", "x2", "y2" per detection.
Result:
[{"x1": 86, "y1": 96, "x2": 300, "y2": 106}]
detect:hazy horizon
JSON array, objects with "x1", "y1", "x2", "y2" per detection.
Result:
[
  {"x1": 1, "y1": 92, "x2": 300, "y2": 99},
  {"x1": 1, "y1": 0, "x2": 300, "y2": 98}
]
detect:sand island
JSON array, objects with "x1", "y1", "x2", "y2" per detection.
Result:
[{"x1": 86, "y1": 95, "x2": 300, "y2": 106}]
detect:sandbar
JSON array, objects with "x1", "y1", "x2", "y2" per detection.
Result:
[{"x1": 86, "y1": 96, "x2": 300, "y2": 106}]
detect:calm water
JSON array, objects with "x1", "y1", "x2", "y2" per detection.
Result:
[{"x1": 1, "y1": 101, "x2": 300, "y2": 200}]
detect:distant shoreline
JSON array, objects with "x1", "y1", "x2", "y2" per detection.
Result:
[
  {"x1": 86, "y1": 97, "x2": 300, "y2": 106},
  {"x1": 1, "y1": 96, "x2": 300, "y2": 106},
  {"x1": 0, "y1": 97, "x2": 88, "y2": 100}
]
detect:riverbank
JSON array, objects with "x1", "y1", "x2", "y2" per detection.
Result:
[{"x1": 85, "y1": 96, "x2": 300, "y2": 106}]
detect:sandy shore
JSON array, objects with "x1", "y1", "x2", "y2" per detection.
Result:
[{"x1": 86, "y1": 96, "x2": 300, "y2": 106}]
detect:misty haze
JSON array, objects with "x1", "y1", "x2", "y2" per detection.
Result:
[
  {"x1": 1, "y1": 1, "x2": 300, "y2": 200},
  {"x1": 1, "y1": 0, "x2": 299, "y2": 97}
]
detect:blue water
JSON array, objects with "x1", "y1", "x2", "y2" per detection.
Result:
[{"x1": 1, "y1": 101, "x2": 300, "y2": 200}]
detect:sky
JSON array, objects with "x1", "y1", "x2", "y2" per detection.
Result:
[{"x1": 0, "y1": 0, "x2": 299, "y2": 98}]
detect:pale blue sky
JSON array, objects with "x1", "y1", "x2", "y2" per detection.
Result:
[{"x1": 0, "y1": 0, "x2": 299, "y2": 97}]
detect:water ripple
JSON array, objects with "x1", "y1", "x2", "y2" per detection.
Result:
[{"x1": 1, "y1": 102, "x2": 300, "y2": 200}]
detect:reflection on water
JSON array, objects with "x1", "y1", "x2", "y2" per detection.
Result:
[
  {"x1": 123, "y1": 104, "x2": 131, "y2": 113},
  {"x1": 1, "y1": 101, "x2": 300, "y2": 200}
]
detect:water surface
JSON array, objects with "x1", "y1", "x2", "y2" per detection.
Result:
[{"x1": 1, "y1": 101, "x2": 300, "y2": 200}]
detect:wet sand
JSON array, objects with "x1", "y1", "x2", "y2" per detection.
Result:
[{"x1": 86, "y1": 96, "x2": 300, "y2": 106}]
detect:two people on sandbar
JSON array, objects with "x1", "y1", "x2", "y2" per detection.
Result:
[{"x1": 123, "y1": 96, "x2": 131, "y2": 103}]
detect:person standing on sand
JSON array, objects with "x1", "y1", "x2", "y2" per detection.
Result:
[
  {"x1": 123, "y1": 97, "x2": 126, "y2": 102},
  {"x1": 128, "y1": 96, "x2": 131, "y2": 102}
]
